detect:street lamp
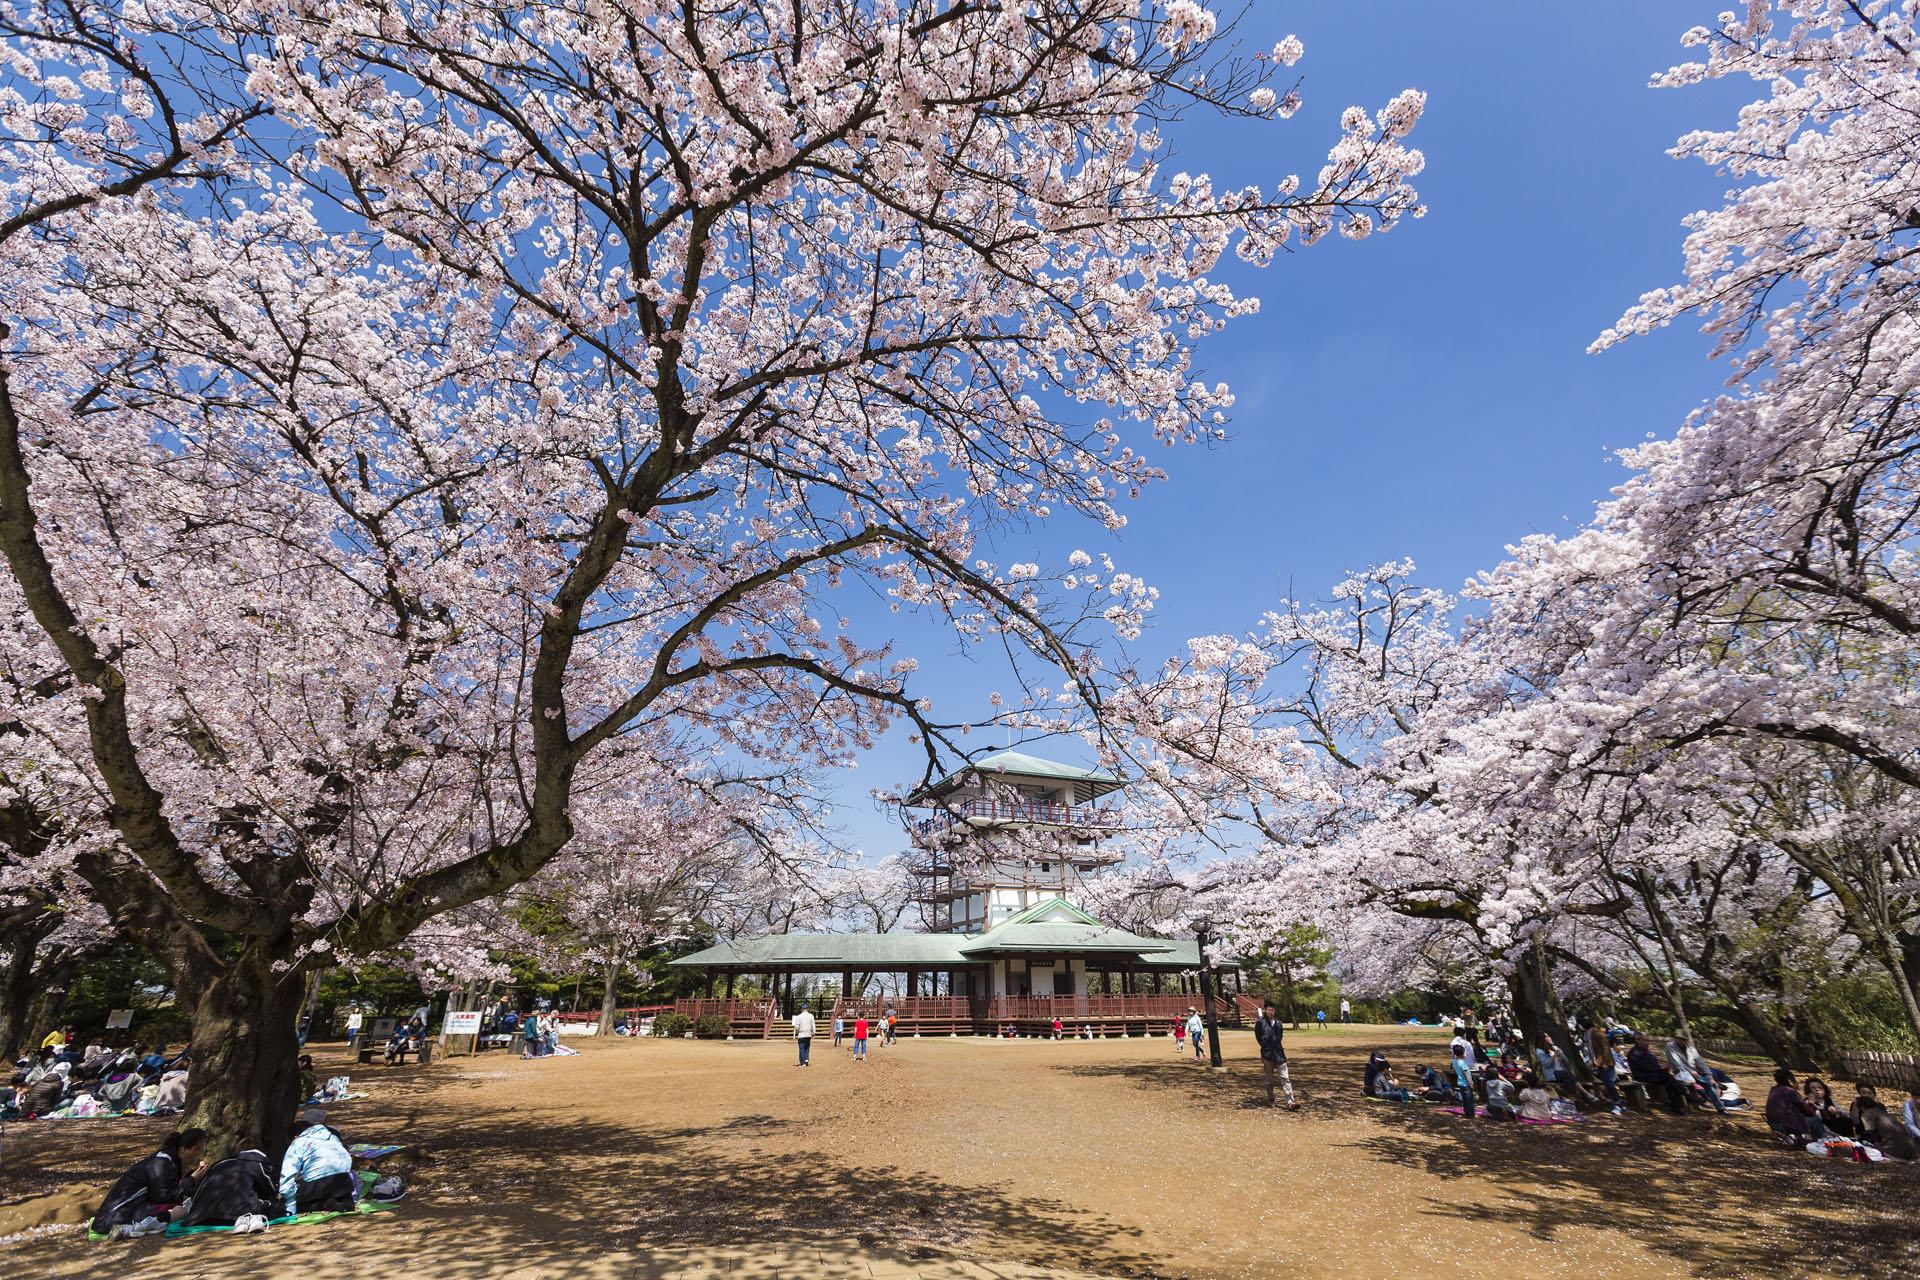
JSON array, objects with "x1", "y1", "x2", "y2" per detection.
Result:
[{"x1": 1195, "y1": 918, "x2": 1224, "y2": 1071}]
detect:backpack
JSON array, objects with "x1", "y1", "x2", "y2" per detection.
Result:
[{"x1": 99, "y1": 1073, "x2": 138, "y2": 1105}]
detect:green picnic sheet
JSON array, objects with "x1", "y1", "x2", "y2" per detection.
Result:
[
  {"x1": 163, "y1": 1198, "x2": 396, "y2": 1236},
  {"x1": 90, "y1": 1172, "x2": 394, "y2": 1242}
]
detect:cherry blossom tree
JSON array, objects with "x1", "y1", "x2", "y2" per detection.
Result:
[{"x1": 3, "y1": 1, "x2": 1427, "y2": 1150}]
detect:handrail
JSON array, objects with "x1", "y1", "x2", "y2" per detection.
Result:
[{"x1": 912, "y1": 797, "x2": 1115, "y2": 840}]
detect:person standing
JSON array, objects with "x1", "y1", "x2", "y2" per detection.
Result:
[
  {"x1": 1173, "y1": 1016, "x2": 1187, "y2": 1055},
  {"x1": 1253, "y1": 1000, "x2": 1296, "y2": 1109},
  {"x1": 1185, "y1": 1009, "x2": 1205, "y2": 1062},
  {"x1": 1451, "y1": 1043, "x2": 1477, "y2": 1119},
  {"x1": 832, "y1": 1013, "x2": 844, "y2": 1048},
  {"x1": 853, "y1": 1014, "x2": 869, "y2": 1062},
  {"x1": 884, "y1": 1006, "x2": 898, "y2": 1046},
  {"x1": 793, "y1": 1006, "x2": 816, "y2": 1067},
  {"x1": 345, "y1": 1007, "x2": 363, "y2": 1048},
  {"x1": 1339, "y1": 998, "x2": 1352, "y2": 1024}
]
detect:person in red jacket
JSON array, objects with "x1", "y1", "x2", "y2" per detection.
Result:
[{"x1": 853, "y1": 1016, "x2": 869, "y2": 1061}]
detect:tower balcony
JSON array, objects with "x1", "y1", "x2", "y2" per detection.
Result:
[{"x1": 909, "y1": 796, "x2": 1118, "y2": 845}]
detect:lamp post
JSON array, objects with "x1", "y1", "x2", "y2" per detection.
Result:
[{"x1": 1195, "y1": 919, "x2": 1224, "y2": 1071}]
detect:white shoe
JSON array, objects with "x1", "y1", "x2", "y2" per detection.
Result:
[
  {"x1": 128, "y1": 1216, "x2": 166, "y2": 1237},
  {"x1": 234, "y1": 1213, "x2": 269, "y2": 1234}
]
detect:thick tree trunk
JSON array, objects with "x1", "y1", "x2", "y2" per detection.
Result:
[
  {"x1": 597, "y1": 960, "x2": 621, "y2": 1035},
  {"x1": 1719, "y1": 999, "x2": 1819, "y2": 1072},
  {"x1": 0, "y1": 914, "x2": 57, "y2": 1060},
  {"x1": 182, "y1": 956, "x2": 308, "y2": 1159},
  {"x1": 1509, "y1": 943, "x2": 1596, "y2": 1087}
]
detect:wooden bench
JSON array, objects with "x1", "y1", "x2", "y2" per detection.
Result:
[
  {"x1": 1617, "y1": 1080, "x2": 1651, "y2": 1113},
  {"x1": 357, "y1": 1040, "x2": 433, "y2": 1066}
]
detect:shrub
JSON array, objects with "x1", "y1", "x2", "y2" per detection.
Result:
[
  {"x1": 693, "y1": 1013, "x2": 730, "y2": 1039},
  {"x1": 652, "y1": 1013, "x2": 692, "y2": 1038}
]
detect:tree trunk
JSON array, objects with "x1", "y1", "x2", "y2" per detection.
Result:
[
  {"x1": 0, "y1": 913, "x2": 58, "y2": 1060},
  {"x1": 1719, "y1": 999, "x2": 1819, "y2": 1072},
  {"x1": 597, "y1": 960, "x2": 621, "y2": 1035},
  {"x1": 182, "y1": 955, "x2": 308, "y2": 1159},
  {"x1": 1509, "y1": 943, "x2": 1595, "y2": 1087},
  {"x1": 299, "y1": 967, "x2": 325, "y2": 1042}
]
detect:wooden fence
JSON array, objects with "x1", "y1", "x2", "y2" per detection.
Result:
[
  {"x1": 1833, "y1": 1049, "x2": 1920, "y2": 1092},
  {"x1": 1697, "y1": 1037, "x2": 1920, "y2": 1091}
]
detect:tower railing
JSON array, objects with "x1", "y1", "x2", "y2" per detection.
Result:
[{"x1": 910, "y1": 796, "x2": 1115, "y2": 842}]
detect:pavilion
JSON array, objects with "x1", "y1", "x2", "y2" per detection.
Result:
[{"x1": 667, "y1": 897, "x2": 1246, "y2": 1037}]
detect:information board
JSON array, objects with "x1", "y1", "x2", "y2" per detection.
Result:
[{"x1": 443, "y1": 1011, "x2": 483, "y2": 1036}]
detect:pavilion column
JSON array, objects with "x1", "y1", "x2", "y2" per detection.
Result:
[
  {"x1": 842, "y1": 969, "x2": 853, "y2": 1003},
  {"x1": 725, "y1": 972, "x2": 735, "y2": 1000}
]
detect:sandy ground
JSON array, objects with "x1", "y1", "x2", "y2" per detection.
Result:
[{"x1": 2, "y1": 1024, "x2": 1916, "y2": 1279}]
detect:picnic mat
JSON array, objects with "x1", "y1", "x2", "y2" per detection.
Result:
[
  {"x1": 1442, "y1": 1107, "x2": 1589, "y2": 1123},
  {"x1": 347, "y1": 1143, "x2": 406, "y2": 1160},
  {"x1": 90, "y1": 1173, "x2": 397, "y2": 1242},
  {"x1": 163, "y1": 1199, "x2": 396, "y2": 1236}
]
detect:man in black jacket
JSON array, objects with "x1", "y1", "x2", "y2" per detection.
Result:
[
  {"x1": 175, "y1": 1148, "x2": 287, "y2": 1230},
  {"x1": 90, "y1": 1128, "x2": 208, "y2": 1236},
  {"x1": 1626, "y1": 1033, "x2": 1686, "y2": 1113},
  {"x1": 1254, "y1": 1000, "x2": 1297, "y2": 1109}
]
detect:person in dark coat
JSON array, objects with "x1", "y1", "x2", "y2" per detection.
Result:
[
  {"x1": 90, "y1": 1128, "x2": 208, "y2": 1234},
  {"x1": 175, "y1": 1148, "x2": 286, "y2": 1228},
  {"x1": 1626, "y1": 1033, "x2": 1687, "y2": 1113}
]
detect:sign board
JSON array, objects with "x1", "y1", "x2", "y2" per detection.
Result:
[
  {"x1": 369, "y1": 1017, "x2": 398, "y2": 1040},
  {"x1": 443, "y1": 1011, "x2": 483, "y2": 1036},
  {"x1": 105, "y1": 1009, "x2": 134, "y2": 1030}
]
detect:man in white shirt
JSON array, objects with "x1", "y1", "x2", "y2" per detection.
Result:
[
  {"x1": 1339, "y1": 999, "x2": 1352, "y2": 1024},
  {"x1": 345, "y1": 1008, "x2": 363, "y2": 1048},
  {"x1": 1449, "y1": 1029, "x2": 1477, "y2": 1068},
  {"x1": 792, "y1": 1007, "x2": 816, "y2": 1067},
  {"x1": 1665, "y1": 1034, "x2": 1726, "y2": 1114}
]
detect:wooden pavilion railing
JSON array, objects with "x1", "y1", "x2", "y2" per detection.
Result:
[{"x1": 823, "y1": 992, "x2": 1242, "y2": 1036}]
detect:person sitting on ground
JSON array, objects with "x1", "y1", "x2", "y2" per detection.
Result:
[
  {"x1": 153, "y1": 1067, "x2": 188, "y2": 1113},
  {"x1": 23, "y1": 1046, "x2": 56, "y2": 1085},
  {"x1": 1855, "y1": 1095, "x2": 1920, "y2": 1161},
  {"x1": 175, "y1": 1146, "x2": 286, "y2": 1230},
  {"x1": 1765, "y1": 1068, "x2": 1825, "y2": 1143},
  {"x1": 1516, "y1": 1071, "x2": 1555, "y2": 1122},
  {"x1": 1803, "y1": 1078, "x2": 1854, "y2": 1139},
  {"x1": 22, "y1": 1063, "x2": 68, "y2": 1114},
  {"x1": 279, "y1": 1107, "x2": 359, "y2": 1213},
  {"x1": 1364, "y1": 1052, "x2": 1410, "y2": 1102},
  {"x1": 91, "y1": 1127, "x2": 209, "y2": 1237},
  {"x1": 1903, "y1": 1086, "x2": 1920, "y2": 1142},
  {"x1": 1414, "y1": 1063, "x2": 1453, "y2": 1102},
  {"x1": 298, "y1": 1054, "x2": 316, "y2": 1103},
  {"x1": 1, "y1": 1071, "x2": 28, "y2": 1117},
  {"x1": 1484, "y1": 1070, "x2": 1519, "y2": 1120},
  {"x1": 1626, "y1": 1033, "x2": 1687, "y2": 1114}
]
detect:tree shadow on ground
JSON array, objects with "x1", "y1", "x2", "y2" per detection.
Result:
[
  {"x1": 7, "y1": 1113, "x2": 1171, "y2": 1279},
  {"x1": 417, "y1": 1114, "x2": 1163, "y2": 1273},
  {"x1": 1055, "y1": 1054, "x2": 1920, "y2": 1280},
  {"x1": 1346, "y1": 1105, "x2": 1920, "y2": 1280}
]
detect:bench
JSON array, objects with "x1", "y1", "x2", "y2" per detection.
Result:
[
  {"x1": 1617, "y1": 1080, "x2": 1651, "y2": 1113},
  {"x1": 357, "y1": 1040, "x2": 433, "y2": 1066}
]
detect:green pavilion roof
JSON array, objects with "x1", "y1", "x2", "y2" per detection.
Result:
[
  {"x1": 668, "y1": 897, "x2": 1236, "y2": 970},
  {"x1": 906, "y1": 750, "x2": 1123, "y2": 803}
]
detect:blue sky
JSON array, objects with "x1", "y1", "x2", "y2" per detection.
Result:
[{"x1": 821, "y1": 2, "x2": 1758, "y2": 860}]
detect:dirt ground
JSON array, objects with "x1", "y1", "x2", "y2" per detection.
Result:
[{"x1": 2, "y1": 1024, "x2": 1916, "y2": 1279}]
